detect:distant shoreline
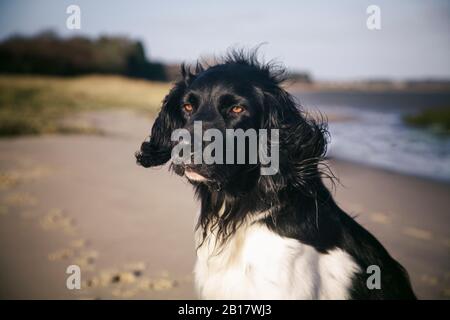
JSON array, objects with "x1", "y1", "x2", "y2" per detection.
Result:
[{"x1": 286, "y1": 81, "x2": 450, "y2": 93}]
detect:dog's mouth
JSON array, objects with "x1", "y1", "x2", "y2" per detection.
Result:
[
  {"x1": 172, "y1": 163, "x2": 211, "y2": 183},
  {"x1": 184, "y1": 167, "x2": 209, "y2": 182}
]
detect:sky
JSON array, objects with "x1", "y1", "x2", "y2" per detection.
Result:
[{"x1": 0, "y1": 0, "x2": 449, "y2": 80}]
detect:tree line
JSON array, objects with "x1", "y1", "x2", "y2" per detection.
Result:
[{"x1": 0, "y1": 31, "x2": 167, "y2": 81}]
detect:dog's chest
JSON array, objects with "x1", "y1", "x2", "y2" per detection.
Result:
[{"x1": 194, "y1": 222, "x2": 360, "y2": 300}]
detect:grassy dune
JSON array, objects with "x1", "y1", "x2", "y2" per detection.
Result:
[{"x1": 0, "y1": 75, "x2": 170, "y2": 136}]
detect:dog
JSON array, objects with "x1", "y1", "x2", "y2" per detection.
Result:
[{"x1": 135, "y1": 50, "x2": 416, "y2": 299}]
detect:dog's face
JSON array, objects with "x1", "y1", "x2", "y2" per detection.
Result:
[
  {"x1": 171, "y1": 63, "x2": 265, "y2": 189},
  {"x1": 136, "y1": 53, "x2": 328, "y2": 197}
]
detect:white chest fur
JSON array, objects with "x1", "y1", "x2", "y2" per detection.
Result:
[{"x1": 194, "y1": 219, "x2": 360, "y2": 300}]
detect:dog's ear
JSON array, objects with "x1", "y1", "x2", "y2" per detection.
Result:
[
  {"x1": 260, "y1": 88, "x2": 329, "y2": 196},
  {"x1": 135, "y1": 64, "x2": 203, "y2": 168},
  {"x1": 262, "y1": 87, "x2": 327, "y2": 159},
  {"x1": 135, "y1": 81, "x2": 187, "y2": 168},
  {"x1": 262, "y1": 88, "x2": 300, "y2": 129}
]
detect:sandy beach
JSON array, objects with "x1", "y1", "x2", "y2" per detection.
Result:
[{"x1": 0, "y1": 110, "x2": 449, "y2": 299}]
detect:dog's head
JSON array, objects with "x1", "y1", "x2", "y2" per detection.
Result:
[{"x1": 136, "y1": 50, "x2": 329, "y2": 200}]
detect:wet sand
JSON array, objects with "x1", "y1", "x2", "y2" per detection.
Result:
[{"x1": 0, "y1": 110, "x2": 449, "y2": 299}]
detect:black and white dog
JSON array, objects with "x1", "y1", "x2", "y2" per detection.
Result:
[{"x1": 136, "y1": 51, "x2": 416, "y2": 299}]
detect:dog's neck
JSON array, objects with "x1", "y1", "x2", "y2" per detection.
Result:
[{"x1": 194, "y1": 171, "x2": 338, "y2": 251}]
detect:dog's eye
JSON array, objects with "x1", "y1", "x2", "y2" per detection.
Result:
[
  {"x1": 230, "y1": 105, "x2": 245, "y2": 114},
  {"x1": 182, "y1": 103, "x2": 193, "y2": 113}
]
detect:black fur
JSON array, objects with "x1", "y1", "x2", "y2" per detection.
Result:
[{"x1": 135, "y1": 49, "x2": 416, "y2": 300}]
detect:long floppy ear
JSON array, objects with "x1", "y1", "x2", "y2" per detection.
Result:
[
  {"x1": 260, "y1": 88, "x2": 329, "y2": 197},
  {"x1": 135, "y1": 82, "x2": 187, "y2": 167}
]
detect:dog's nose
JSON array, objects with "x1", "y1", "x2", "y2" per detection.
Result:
[{"x1": 191, "y1": 108, "x2": 217, "y2": 123}]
